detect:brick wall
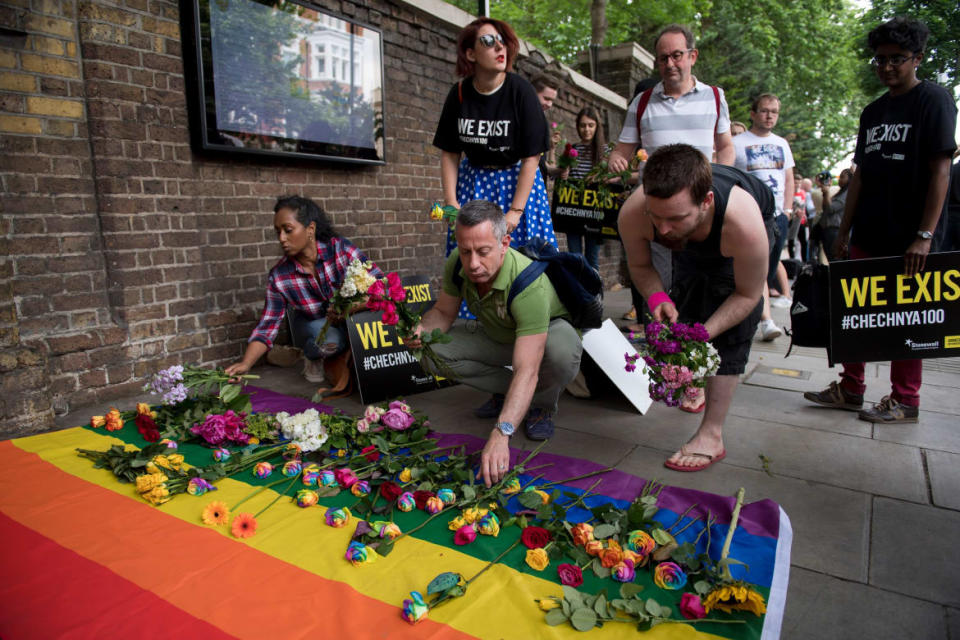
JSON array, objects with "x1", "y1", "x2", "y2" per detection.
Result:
[{"x1": 1, "y1": 0, "x2": 628, "y2": 437}]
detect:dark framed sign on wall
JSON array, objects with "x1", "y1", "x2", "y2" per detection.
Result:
[{"x1": 180, "y1": 0, "x2": 385, "y2": 164}]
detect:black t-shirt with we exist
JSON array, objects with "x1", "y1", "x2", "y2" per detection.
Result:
[
  {"x1": 433, "y1": 72, "x2": 549, "y2": 168},
  {"x1": 852, "y1": 80, "x2": 957, "y2": 256}
]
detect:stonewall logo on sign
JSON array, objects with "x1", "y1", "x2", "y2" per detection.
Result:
[
  {"x1": 550, "y1": 181, "x2": 628, "y2": 238},
  {"x1": 347, "y1": 275, "x2": 454, "y2": 404},
  {"x1": 828, "y1": 252, "x2": 960, "y2": 362}
]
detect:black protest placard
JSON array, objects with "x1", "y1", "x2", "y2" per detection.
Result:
[
  {"x1": 828, "y1": 252, "x2": 960, "y2": 362},
  {"x1": 347, "y1": 275, "x2": 454, "y2": 404},
  {"x1": 550, "y1": 181, "x2": 628, "y2": 239}
]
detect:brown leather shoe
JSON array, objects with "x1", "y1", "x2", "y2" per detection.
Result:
[
  {"x1": 858, "y1": 396, "x2": 919, "y2": 424},
  {"x1": 803, "y1": 381, "x2": 864, "y2": 411}
]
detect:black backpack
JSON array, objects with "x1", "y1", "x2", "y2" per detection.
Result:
[
  {"x1": 453, "y1": 237, "x2": 604, "y2": 329},
  {"x1": 786, "y1": 263, "x2": 832, "y2": 363}
]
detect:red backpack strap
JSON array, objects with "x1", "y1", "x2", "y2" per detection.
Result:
[
  {"x1": 634, "y1": 87, "x2": 654, "y2": 146},
  {"x1": 711, "y1": 85, "x2": 721, "y2": 135}
]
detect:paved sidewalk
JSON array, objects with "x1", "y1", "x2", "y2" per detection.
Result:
[{"x1": 57, "y1": 286, "x2": 960, "y2": 639}]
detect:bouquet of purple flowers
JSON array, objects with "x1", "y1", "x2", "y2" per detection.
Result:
[{"x1": 625, "y1": 321, "x2": 720, "y2": 407}]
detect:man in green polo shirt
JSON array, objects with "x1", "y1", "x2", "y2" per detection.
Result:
[{"x1": 407, "y1": 200, "x2": 582, "y2": 487}]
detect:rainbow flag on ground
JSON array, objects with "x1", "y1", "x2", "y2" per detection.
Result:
[{"x1": 0, "y1": 387, "x2": 790, "y2": 639}]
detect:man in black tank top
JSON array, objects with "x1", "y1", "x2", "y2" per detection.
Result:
[{"x1": 618, "y1": 144, "x2": 774, "y2": 472}]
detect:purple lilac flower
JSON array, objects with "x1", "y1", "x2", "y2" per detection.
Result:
[{"x1": 161, "y1": 382, "x2": 188, "y2": 406}]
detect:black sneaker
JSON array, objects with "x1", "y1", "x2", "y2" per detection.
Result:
[
  {"x1": 858, "y1": 396, "x2": 919, "y2": 424},
  {"x1": 803, "y1": 381, "x2": 864, "y2": 411},
  {"x1": 474, "y1": 393, "x2": 505, "y2": 419},
  {"x1": 524, "y1": 408, "x2": 555, "y2": 440}
]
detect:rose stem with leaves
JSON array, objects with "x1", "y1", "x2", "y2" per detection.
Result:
[
  {"x1": 719, "y1": 488, "x2": 746, "y2": 581},
  {"x1": 540, "y1": 467, "x2": 614, "y2": 488},
  {"x1": 252, "y1": 471, "x2": 304, "y2": 518}
]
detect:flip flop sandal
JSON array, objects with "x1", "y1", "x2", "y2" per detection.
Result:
[{"x1": 663, "y1": 448, "x2": 726, "y2": 472}]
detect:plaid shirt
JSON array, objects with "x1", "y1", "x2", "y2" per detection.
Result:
[{"x1": 249, "y1": 236, "x2": 383, "y2": 348}]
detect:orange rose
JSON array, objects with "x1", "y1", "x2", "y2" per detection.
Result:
[
  {"x1": 571, "y1": 523, "x2": 594, "y2": 547},
  {"x1": 104, "y1": 408, "x2": 123, "y2": 432},
  {"x1": 584, "y1": 540, "x2": 604, "y2": 557},
  {"x1": 600, "y1": 546, "x2": 624, "y2": 568},
  {"x1": 90, "y1": 415, "x2": 105, "y2": 429}
]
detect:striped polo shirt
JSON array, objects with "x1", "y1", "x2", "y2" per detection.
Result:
[{"x1": 618, "y1": 77, "x2": 731, "y2": 160}]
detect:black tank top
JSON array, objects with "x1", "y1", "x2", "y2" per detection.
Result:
[{"x1": 664, "y1": 164, "x2": 775, "y2": 286}]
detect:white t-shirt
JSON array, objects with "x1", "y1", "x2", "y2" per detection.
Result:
[
  {"x1": 618, "y1": 78, "x2": 731, "y2": 160},
  {"x1": 733, "y1": 130, "x2": 795, "y2": 216}
]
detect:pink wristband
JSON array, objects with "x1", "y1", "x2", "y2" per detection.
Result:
[{"x1": 647, "y1": 291, "x2": 673, "y2": 313}]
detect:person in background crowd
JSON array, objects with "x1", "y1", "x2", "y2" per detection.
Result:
[
  {"x1": 730, "y1": 121, "x2": 747, "y2": 137},
  {"x1": 433, "y1": 18, "x2": 558, "y2": 320},
  {"x1": 225, "y1": 196, "x2": 383, "y2": 383},
  {"x1": 810, "y1": 168, "x2": 852, "y2": 261},
  {"x1": 805, "y1": 17, "x2": 956, "y2": 423},
  {"x1": 560, "y1": 106, "x2": 607, "y2": 270},
  {"x1": 787, "y1": 177, "x2": 815, "y2": 261},
  {"x1": 733, "y1": 93, "x2": 796, "y2": 340},
  {"x1": 619, "y1": 145, "x2": 774, "y2": 471},
  {"x1": 532, "y1": 73, "x2": 566, "y2": 183},
  {"x1": 407, "y1": 200, "x2": 582, "y2": 483}
]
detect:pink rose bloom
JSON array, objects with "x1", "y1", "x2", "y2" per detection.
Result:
[
  {"x1": 388, "y1": 400, "x2": 412, "y2": 414},
  {"x1": 334, "y1": 467, "x2": 358, "y2": 488},
  {"x1": 680, "y1": 593, "x2": 707, "y2": 620},
  {"x1": 382, "y1": 408, "x2": 415, "y2": 431},
  {"x1": 367, "y1": 280, "x2": 385, "y2": 298},
  {"x1": 364, "y1": 405, "x2": 385, "y2": 423},
  {"x1": 568, "y1": 147, "x2": 579, "y2": 158},
  {"x1": 454, "y1": 524, "x2": 477, "y2": 545},
  {"x1": 556, "y1": 563, "x2": 583, "y2": 587},
  {"x1": 612, "y1": 558, "x2": 636, "y2": 583},
  {"x1": 356, "y1": 418, "x2": 370, "y2": 433},
  {"x1": 382, "y1": 308, "x2": 399, "y2": 326},
  {"x1": 386, "y1": 272, "x2": 406, "y2": 303}
]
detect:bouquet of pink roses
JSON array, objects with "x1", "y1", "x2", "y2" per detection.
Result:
[
  {"x1": 624, "y1": 321, "x2": 720, "y2": 407},
  {"x1": 364, "y1": 272, "x2": 455, "y2": 380}
]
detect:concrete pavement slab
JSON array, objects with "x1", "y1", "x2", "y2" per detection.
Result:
[
  {"x1": 948, "y1": 608, "x2": 960, "y2": 639},
  {"x1": 871, "y1": 407, "x2": 960, "y2": 455},
  {"x1": 711, "y1": 417, "x2": 927, "y2": 503},
  {"x1": 728, "y1": 384, "x2": 872, "y2": 438},
  {"x1": 782, "y1": 567, "x2": 948, "y2": 640},
  {"x1": 617, "y1": 446, "x2": 871, "y2": 582},
  {"x1": 870, "y1": 497, "x2": 960, "y2": 606},
  {"x1": 926, "y1": 450, "x2": 960, "y2": 511}
]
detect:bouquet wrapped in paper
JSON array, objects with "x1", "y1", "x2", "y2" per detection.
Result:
[{"x1": 625, "y1": 321, "x2": 720, "y2": 407}]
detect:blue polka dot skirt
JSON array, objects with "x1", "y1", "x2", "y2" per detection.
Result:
[{"x1": 447, "y1": 158, "x2": 558, "y2": 318}]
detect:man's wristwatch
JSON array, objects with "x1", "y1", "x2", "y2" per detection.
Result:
[
  {"x1": 494, "y1": 421, "x2": 516, "y2": 437},
  {"x1": 917, "y1": 230, "x2": 933, "y2": 240}
]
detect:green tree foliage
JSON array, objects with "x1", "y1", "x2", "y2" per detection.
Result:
[
  {"x1": 860, "y1": 0, "x2": 959, "y2": 96},
  {"x1": 446, "y1": 0, "x2": 870, "y2": 173}
]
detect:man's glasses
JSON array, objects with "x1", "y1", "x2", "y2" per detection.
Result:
[
  {"x1": 656, "y1": 49, "x2": 693, "y2": 65},
  {"x1": 871, "y1": 54, "x2": 914, "y2": 68},
  {"x1": 476, "y1": 33, "x2": 505, "y2": 48}
]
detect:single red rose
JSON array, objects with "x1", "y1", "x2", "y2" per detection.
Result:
[
  {"x1": 379, "y1": 481, "x2": 403, "y2": 501},
  {"x1": 142, "y1": 428, "x2": 161, "y2": 443},
  {"x1": 520, "y1": 526, "x2": 552, "y2": 549},
  {"x1": 361, "y1": 445, "x2": 380, "y2": 462},
  {"x1": 557, "y1": 563, "x2": 583, "y2": 587},
  {"x1": 413, "y1": 490, "x2": 436, "y2": 511},
  {"x1": 135, "y1": 413, "x2": 158, "y2": 439}
]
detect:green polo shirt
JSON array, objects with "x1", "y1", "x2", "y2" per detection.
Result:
[{"x1": 442, "y1": 248, "x2": 570, "y2": 344}]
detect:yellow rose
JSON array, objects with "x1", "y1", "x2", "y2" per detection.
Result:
[
  {"x1": 145, "y1": 462, "x2": 160, "y2": 475},
  {"x1": 538, "y1": 598, "x2": 560, "y2": 611},
  {"x1": 152, "y1": 455, "x2": 171, "y2": 469},
  {"x1": 166, "y1": 454, "x2": 185, "y2": 469},
  {"x1": 90, "y1": 415, "x2": 105, "y2": 428},
  {"x1": 399, "y1": 468, "x2": 412, "y2": 483},
  {"x1": 525, "y1": 548, "x2": 550, "y2": 571},
  {"x1": 136, "y1": 402, "x2": 152, "y2": 416},
  {"x1": 447, "y1": 515, "x2": 467, "y2": 531},
  {"x1": 135, "y1": 473, "x2": 168, "y2": 494}
]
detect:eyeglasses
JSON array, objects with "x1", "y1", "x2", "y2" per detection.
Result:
[
  {"x1": 476, "y1": 33, "x2": 505, "y2": 48},
  {"x1": 871, "y1": 54, "x2": 914, "y2": 68},
  {"x1": 656, "y1": 49, "x2": 693, "y2": 65}
]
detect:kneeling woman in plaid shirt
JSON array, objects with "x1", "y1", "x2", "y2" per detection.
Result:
[{"x1": 225, "y1": 196, "x2": 383, "y2": 383}]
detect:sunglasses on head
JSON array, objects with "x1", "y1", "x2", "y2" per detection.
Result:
[{"x1": 476, "y1": 33, "x2": 504, "y2": 48}]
